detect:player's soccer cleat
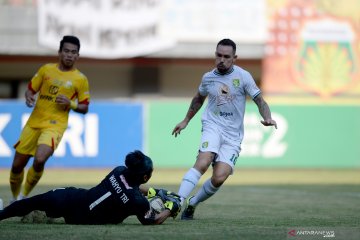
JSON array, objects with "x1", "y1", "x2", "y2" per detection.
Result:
[
  {"x1": 9, "y1": 194, "x2": 27, "y2": 205},
  {"x1": 17, "y1": 194, "x2": 27, "y2": 200},
  {"x1": 181, "y1": 196, "x2": 196, "y2": 220}
]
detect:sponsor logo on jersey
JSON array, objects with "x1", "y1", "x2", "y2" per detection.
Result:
[
  {"x1": 202, "y1": 141, "x2": 208, "y2": 148},
  {"x1": 217, "y1": 83, "x2": 234, "y2": 106},
  {"x1": 49, "y1": 85, "x2": 59, "y2": 95},
  {"x1": 39, "y1": 94, "x2": 55, "y2": 101},
  {"x1": 220, "y1": 112, "x2": 233, "y2": 117},
  {"x1": 219, "y1": 85, "x2": 229, "y2": 95},
  {"x1": 64, "y1": 81, "x2": 73, "y2": 89},
  {"x1": 232, "y1": 79, "x2": 240, "y2": 87}
]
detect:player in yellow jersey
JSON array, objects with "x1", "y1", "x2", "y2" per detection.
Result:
[{"x1": 9, "y1": 35, "x2": 90, "y2": 202}]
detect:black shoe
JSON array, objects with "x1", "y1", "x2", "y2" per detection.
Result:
[{"x1": 181, "y1": 196, "x2": 196, "y2": 220}]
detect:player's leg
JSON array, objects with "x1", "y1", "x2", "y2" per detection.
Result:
[
  {"x1": 0, "y1": 198, "x2": 36, "y2": 221},
  {"x1": 177, "y1": 151, "x2": 214, "y2": 201},
  {"x1": 0, "y1": 189, "x2": 64, "y2": 221},
  {"x1": 194, "y1": 141, "x2": 239, "y2": 203},
  {"x1": 10, "y1": 125, "x2": 39, "y2": 201},
  {"x1": 22, "y1": 128, "x2": 63, "y2": 197},
  {"x1": 182, "y1": 139, "x2": 239, "y2": 220},
  {"x1": 178, "y1": 125, "x2": 220, "y2": 202},
  {"x1": 10, "y1": 152, "x2": 31, "y2": 200},
  {"x1": 22, "y1": 144, "x2": 53, "y2": 197},
  {"x1": 181, "y1": 162, "x2": 232, "y2": 220},
  {"x1": 192, "y1": 161, "x2": 232, "y2": 203}
]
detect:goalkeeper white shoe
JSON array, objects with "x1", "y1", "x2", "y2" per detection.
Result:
[{"x1": 181, "y1": 196, "x2": 196, "y2": 220}]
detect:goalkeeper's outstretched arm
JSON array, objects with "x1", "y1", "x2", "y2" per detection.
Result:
[
  {"x1": 138, "y1": 208, "x2": 172, "y2": 225},
  {"x1": 154, "y1": 209, "x2": 172, "y2": 224}
]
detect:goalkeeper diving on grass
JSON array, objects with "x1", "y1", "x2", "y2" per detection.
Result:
[{"x1": 0, "y1": 150, "x2": 181, "y2": 225}]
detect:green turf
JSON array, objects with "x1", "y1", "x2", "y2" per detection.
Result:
[{"x1": 0, "y1": 184, "x2": 359, "y2": 240}]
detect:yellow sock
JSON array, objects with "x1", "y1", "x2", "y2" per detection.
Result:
[
  {"x1": 9, "y1": 169, "x2": 24, "y2": 199},
  {"x1": 23, "y1": 166, "x2": 44, "y2": 197}
]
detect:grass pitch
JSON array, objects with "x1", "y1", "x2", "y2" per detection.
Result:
[{"x1": 0, "y1": 168, "x2": 359, "y2": 240}]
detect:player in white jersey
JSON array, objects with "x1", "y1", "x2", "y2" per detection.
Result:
[{"x1": 172, "y1": 39, "x2": 277, "y2": 220}]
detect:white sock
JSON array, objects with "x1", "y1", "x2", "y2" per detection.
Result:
[
  {"x1": 178, "y1": 168, "x2": 202, "y2": 199},
  {"x1": 191, "y1": 178, "x2": 219, "y2": 206}
]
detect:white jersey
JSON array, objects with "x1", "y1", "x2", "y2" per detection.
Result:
[{"x1": 199, "y1": 65, "x2": 261, "y2": 142}]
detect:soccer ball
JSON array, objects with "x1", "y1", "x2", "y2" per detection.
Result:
[{"x1": 148, "y1": 196, "x2": 165, "y2": 214}]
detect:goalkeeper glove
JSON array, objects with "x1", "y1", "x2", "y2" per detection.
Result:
[
  {"x1": 164, "y1": 198, "x2": 181, "y2": 218},
  {"x1": 147, "y1": 187, "x2": 180, "y2": 201},
  {"x1": 157, "y1": 189, "x2": 180, "y2": 202},
  {"x1": 147, "y1": 187, "x2": 158, "y2": 199}
]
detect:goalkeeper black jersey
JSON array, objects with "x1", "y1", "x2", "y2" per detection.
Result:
[
  {"x1": 64, "y1": 166, "x2": 151, "y2": 224},
  {"x1": 0, "y1": 166, "x2": 153, "y2": 225}
]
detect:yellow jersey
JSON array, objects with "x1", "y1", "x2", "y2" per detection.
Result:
[{"x1": 26, "y1": 63, "x2": 90, "y2": 130}]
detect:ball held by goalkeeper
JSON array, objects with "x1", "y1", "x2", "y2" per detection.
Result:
[{"x1": 146, "y1": 187, "x2": 181, "y2": 218}]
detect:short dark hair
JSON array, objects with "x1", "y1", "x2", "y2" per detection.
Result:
[
  {"x1": 59, "y1": 35, "x2": 80, "y2": 52},
  {"x1": 217, "y1": 39, "x2": 236, "y2": 54},
  {"x1": 125, "y1": 150, "x2": 153, "y2": 183}
]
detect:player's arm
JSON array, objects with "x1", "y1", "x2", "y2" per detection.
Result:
[
  {"x1": 72, "y1": 100, "x2": 89, "y2": 114},
  {"x1": 25, "y1": 88, "x2": 36, "y2": 108},
  {"x1": 138, "y1": 186, "x2": 181, "y2": 224},
  {"x1": 138, "y1": 208, "x2": 172, "y2": 225},
  {"x1": 71, "y1": 76, "x2": 90, "y2": 114},
  {"x1": 253, "y1": 94, "x2": 277, "y2": 129},
  {"x1": 138, "y1": 198, "x2": 181, "y2": 225},
  {"x1": 153, "y1": 209, "x2": 172, "y2": 224},
  {"x1": 25, "y1": 70, "x2": 42, "y2": 108},
  {"x1": 172, "y1": 91, "x2": 207, "y2": 137},
  {"x1": 55, "y1": 95, "x2": 89, "y2": 114}
]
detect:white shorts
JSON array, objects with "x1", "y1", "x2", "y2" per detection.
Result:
[{"x1": 199, "y1": 124, "x2": 241, "y2": 171}]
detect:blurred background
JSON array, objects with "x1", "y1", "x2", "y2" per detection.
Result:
[{"x1": 0, "y1": 0, "x2": 359, "y2": 169}]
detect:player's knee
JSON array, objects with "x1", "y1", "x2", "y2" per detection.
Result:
[
  {"x1": 211, "y1": 175, "x2": 227, "y2": 187},
  {"x1": 11, "y1": 165, "x2": 24, "y2": 173},
  {"x1": 33, "y1": 159, "x2": 46, "y2": 171},
  {"x1": 194, "y1": 154, "x2": 214, "y2": 174},
  {"x1": 11, "y1": 160, "x2": 27, "y2": 172},
  {"x1": 193, "y1": 160, "x2": 210, "y2": 174},
  {"x1": 194, "y1": 165, "x2": 208, "y2": 175},
  {"x1": 34, "y1": 153, "x2": 50, "y2": 164},
  {"x1": 11, "y1": 153, "x2": 31, "y2": 172}
]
